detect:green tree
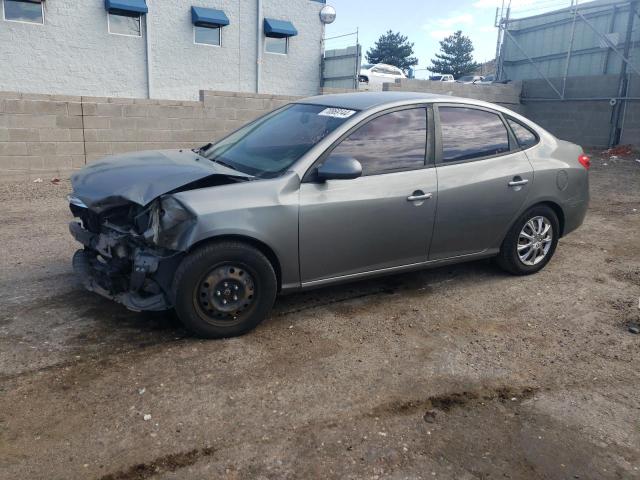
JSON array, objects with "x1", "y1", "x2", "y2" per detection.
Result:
[
  {"x1": 366, "y1": 30, "x2": 418, "y2": 73},
  {"x1": 429, "y1": 31, "x2": 479, "y2": 79}
]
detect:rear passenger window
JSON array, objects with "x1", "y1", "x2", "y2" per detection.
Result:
[
  {"x1": 507, "y1": 118, "x2": 538, "y2": 149},
  {"x1": 331, "y1": 108, "x2": 427, "y2": 176},
  {"x1": 438, "y1": 107, "x2": 510, "y2": 163}
]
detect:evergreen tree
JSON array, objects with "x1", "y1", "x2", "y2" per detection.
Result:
[
  {"x1": 366, "y1": 30, "x2": 418, "y2": 73},
  {"x1": 429, "y1": 31, "x2": 479, "y2": 79}
]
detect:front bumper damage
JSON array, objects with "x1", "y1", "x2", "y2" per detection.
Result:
[
  {"x1": 68, "y1": 209, "x2": 186, "y2": 312},
  {"x1": 72, "y1": 248, "x2": 169, "y2": 311},
  {"x1": 66, "y1": 150, "x2": 251, "y2": 313}
]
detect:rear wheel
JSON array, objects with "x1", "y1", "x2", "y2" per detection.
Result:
[
  {"x1": 172, "y1": 241, "x2": 277, "y2": 338},
  {"x1": 497, "y1": 205, "x2": 559, "y2": 275}
]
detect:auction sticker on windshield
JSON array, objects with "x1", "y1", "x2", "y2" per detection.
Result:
[{"x1": 318, "y1": 108, "x2": 357, "y2": 119}]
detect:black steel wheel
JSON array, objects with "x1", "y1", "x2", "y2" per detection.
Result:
[
  {"x1": 194, "y1": 264, "x2": 256, "y2": 327},
  {"x1": 173, "y1": 241, "x2": 277, "y2": 338}
]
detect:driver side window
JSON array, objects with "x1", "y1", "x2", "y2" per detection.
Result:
[{"x1": 330, "y1": 108, "x2": 427, "y2": 176}]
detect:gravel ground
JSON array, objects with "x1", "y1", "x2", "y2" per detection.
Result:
[{"x1": 0, "y1": 150, "x2": 639, "y2": 480}]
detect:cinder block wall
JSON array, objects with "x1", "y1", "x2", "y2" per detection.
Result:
[
  {"x1": 0, "y1": 90, "x2": 298, "y2": 179},
  {"x1": 521, "y1": 74, "x2": 640, "y2": 147},
  {"x1": 383, "y1": 79, "x2": 524, "y2": 113}
]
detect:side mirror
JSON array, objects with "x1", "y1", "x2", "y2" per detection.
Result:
[{"x1": 316, "y1": 155, "x2": 362, "y2": 181}]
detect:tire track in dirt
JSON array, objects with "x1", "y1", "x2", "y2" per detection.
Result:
[{"x1": 98, "y1": 447, "x2": 215, "y2": 480}]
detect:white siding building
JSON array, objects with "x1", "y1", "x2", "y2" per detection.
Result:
[{"x1": 0, "y1": 0, "x2": 326, "y2": 100}]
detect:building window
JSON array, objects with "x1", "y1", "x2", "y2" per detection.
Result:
[
  {"x1": 3, "y1": 0, "x2": 44, "y2": 24},
  {"x1": 265, "y1": 36, "x2": 288, "y2": 55},
  {"x1": 263, "y1": 18, "x2": 296, "y2": 55},
  {"x1": 194, "y1": 25, "x2": 221, "y2": 46},
  {"x1": 108, "y1": 12, "x2": 142, "y2": 37}
]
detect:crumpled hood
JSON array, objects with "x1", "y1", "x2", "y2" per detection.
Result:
[{"x1": 70, "y1": 149, "x2": 251, "y2": 211}]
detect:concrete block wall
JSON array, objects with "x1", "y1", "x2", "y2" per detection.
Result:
[
  {"x1": 521, "y1": 74, "x2": 640, "y2": 147},
  {"x1": 0, "y1": 90, "x2": 299, "y2": 178},
  {"x1": 522, "y1": 99, "x2": 616, "y2": 147},
  {"x1": 384, "y1": 79, "x2": 524, "y2": 113},
  {"x1": 0, "y1": 92, "x2": 86, "y2": 173}
]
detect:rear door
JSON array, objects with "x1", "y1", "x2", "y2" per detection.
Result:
[{"x1": 429, "y1": 104, "x2": 534, "y2": 260}]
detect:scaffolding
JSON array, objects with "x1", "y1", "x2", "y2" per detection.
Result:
[{"x1": 495, "y1": 0, "x2": 639, "y2": 146}]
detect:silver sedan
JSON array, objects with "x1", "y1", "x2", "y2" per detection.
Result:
[{"x1": 68, "y1": 92, "x2": 590, "y2": 338}]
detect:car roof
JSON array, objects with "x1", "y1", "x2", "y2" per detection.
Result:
[{"x1": 297, "y1": 91, "x2": 478, "y2": 111}]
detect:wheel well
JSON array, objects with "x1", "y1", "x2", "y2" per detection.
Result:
[
  {"x1": 537, "y1": 201, "x2": 565, "y2": 237},
  {"x1": 187, "y1": 235, "x2": 283, "y2": 291}
]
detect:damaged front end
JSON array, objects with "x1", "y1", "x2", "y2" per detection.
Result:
[{"x1": 69, "y1": 195, "x2": 195, "y2": 312}]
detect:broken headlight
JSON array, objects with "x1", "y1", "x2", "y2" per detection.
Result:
[{"x1": 144, "y1": 196, "x2": 196, "y2": 250}]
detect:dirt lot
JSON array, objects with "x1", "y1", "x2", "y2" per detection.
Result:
[{"x1": 1, "y1": 150, "x2": 639, "y2": 480}]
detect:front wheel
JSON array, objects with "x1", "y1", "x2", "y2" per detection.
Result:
[
  {"x1": 172, "y1": 241, "x2": 277, "y2": 338},
  {"x1": 497, "y1": 205, "x2": 560, "y2": 275}
]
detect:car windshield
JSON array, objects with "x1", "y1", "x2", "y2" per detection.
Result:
[
  {"x1": 459, "y1": 76, "x2": 473, "y2": 81},
  {"x1": 430, "y1": 75, "x2": 442, "y2": 80},
  {"x1": 201, "y1": 104, "x2": 355, "y2": 178},
  {"x1": 361, "y1": 64, "x2": 373, "y2": 69}
]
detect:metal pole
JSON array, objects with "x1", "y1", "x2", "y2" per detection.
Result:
[
  {"x1": 494, "y1": 3, "x2": 504, "y2": 73},
  {"x1": 561, "y1": 7, "x2": 578, "y2": 99},
  {"x1": 256, "y1": 0, "x2": 263, "y2": 94},
  {"x1": 575, "y1": 8, "x2": 640, "y2": 77},
  {"x1": 504, "y1": 29, "x2": 564, "y2": 98},
  {"x1": 602, "y1": 5, "x2": 618, "y2": 74},
  {"x1": 354, "y1": 44, "x2": 361, "y2": 89},
  {"x1": 609, "y1": 0, "x2": 637, "y2": 146},
  {"x1": 144, "y1": 7, "x2": 152, "y2": 99},
  {"x1": 497, "y1": 5, "x2": 511, "y2": 81},
  {"x1": 320, "y1": 24, "x2": 325, "y2": 91}
]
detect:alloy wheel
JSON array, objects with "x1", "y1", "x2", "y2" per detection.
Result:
[{"x1": 517, "y1": 216, "x2": 553, "y2": 266}]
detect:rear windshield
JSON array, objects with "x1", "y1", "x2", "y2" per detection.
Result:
[{"x1": 203, "y1": 104, "x2": 356, "y2": 178}]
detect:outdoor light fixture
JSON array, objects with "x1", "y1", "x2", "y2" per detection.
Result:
[{"x1": 320, "y1": 5, "x2": 336, "y2": 24}]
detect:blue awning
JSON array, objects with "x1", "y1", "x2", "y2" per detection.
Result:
[
  {"x1": 105, "y1": 0, "x2": 148, "y2": 16},
  {"x1": 264, "y1": 18, "x2": 298, "y2": 38},
  {"x1": 191, "y1": 6, "x2": 229, "y2": 28}
]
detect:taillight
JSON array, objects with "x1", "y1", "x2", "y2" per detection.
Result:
[{"x1": 578, "y1": 154, "x2": 591, "y2": 170}]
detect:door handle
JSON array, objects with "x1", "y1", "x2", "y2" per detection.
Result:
[
  {"x1": 508, "y1": 179, "x2": 529, "y2": 187},
  {"x1": 407, "y1": 193, "x2": 433, "y2": 202}
]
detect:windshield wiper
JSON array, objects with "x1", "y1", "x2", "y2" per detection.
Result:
[
  {"x1": 192, "y1": 144, "x2": 246, "y2": 175},
  {"x1": 192, "y1": 143, "x2": 212, "y2": 156},
  {"x1": 211, "y1": 158, "x2": 238, "y2": 171}
]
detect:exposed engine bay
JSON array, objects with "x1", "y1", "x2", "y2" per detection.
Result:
[{"x1": 69, "y1": 171, "x2": 249, "y2": 312}]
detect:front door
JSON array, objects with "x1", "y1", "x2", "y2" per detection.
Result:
[
  {"x1": 429, "y1": 105, "x2": 534, "y2": 260},
  {"x1": 299, "y1": 107, "x2": 437, "y2": 284}
]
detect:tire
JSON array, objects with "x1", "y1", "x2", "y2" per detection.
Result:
[
  {"x1": 172, "y1": 241, "x2": 277, "y2": 339},
  {"x1": 496, "y1": 205, "x2": 560, "y2": 276}
]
